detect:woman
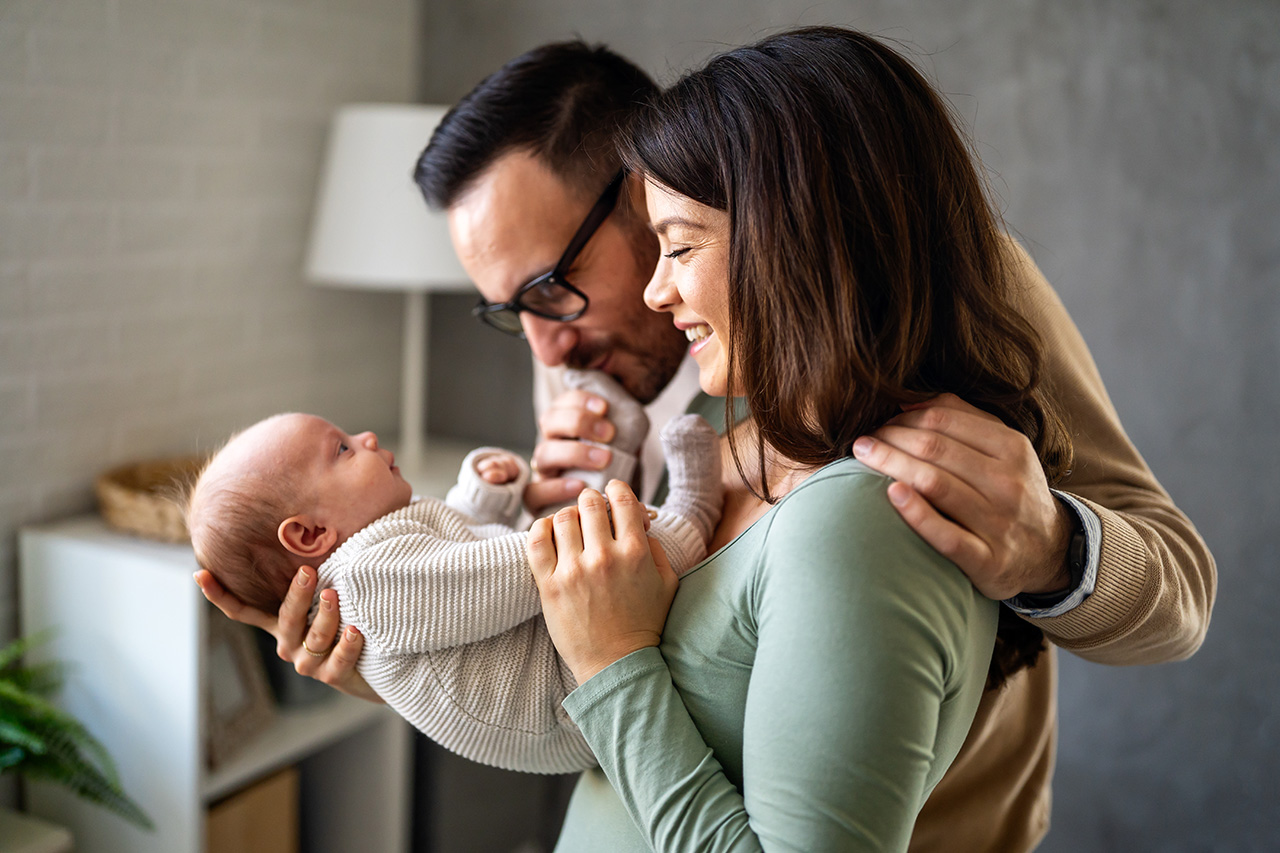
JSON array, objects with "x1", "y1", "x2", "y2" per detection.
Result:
[{"x1": 527, "y1": 26, "x2": 1071, "y2": 850}]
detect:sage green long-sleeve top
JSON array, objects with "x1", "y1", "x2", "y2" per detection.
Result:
[
  {"x1": 553, "y1": 459, "x2": 998, "y2": 852},
  {"x1": 536, "y1": 237, "x2": 1217, "y2": 851}
]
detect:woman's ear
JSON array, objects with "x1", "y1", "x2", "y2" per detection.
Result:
[{"x1": 278, "y1": 515, "x2": 338, "y2": 559}]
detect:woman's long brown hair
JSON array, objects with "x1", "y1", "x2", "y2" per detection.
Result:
[{"x1": 621, "y1": 26, "x2": 1073, "y2": 690}]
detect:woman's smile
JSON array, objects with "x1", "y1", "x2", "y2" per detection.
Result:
[
  {"x1": 677, "y1": 319, "x2": 715, "y2": 356},
  {"x1": 684, "y1": 323, "x2": 713, "y2": 348},
  {"x1": 642, "y1": 180, "x2": 733, "y2": 396}
]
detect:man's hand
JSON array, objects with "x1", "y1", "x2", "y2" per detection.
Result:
[
  {"x1": 852, "y1": 393, "x2": 1075, "y2": 601},
  {"x1": 525, "y1": 388, "x2": 616, "y2": 514},
  {"x1": 194, "y1": 566, "x2": 382, "y2": 704}
]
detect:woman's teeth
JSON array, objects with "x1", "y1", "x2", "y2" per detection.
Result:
[{"x1": 685, "y1": 324, "x2": 712, "y2": 343}]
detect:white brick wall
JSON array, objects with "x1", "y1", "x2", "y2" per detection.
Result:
[{"x1": 0, "y1": 0, "x2": 420, "y2": 645}]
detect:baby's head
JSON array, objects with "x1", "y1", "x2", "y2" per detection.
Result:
[{"x1": 186, "y1": 413, "x2": 413, "y2": 612}]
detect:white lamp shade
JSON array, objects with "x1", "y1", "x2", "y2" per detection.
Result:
[{"x1": 306, "y1": 103, "x2": 470, "y2": 291}]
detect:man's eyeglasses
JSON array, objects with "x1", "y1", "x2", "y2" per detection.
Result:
[{"x1": 472, "y1": 170, "x2": 626, "y2": 338}]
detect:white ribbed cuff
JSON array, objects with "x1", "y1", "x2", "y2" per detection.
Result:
[{"x1": 445, "y1": 447, "x2": 531, "y2": 527}]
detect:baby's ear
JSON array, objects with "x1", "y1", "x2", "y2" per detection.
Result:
[{"x1": 278, "y1": 515, "x2": 337, "y2": 559}]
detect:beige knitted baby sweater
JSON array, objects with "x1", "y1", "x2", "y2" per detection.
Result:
[{"x1": 313, "y1": 416, "x2": 721, "y2": 773}]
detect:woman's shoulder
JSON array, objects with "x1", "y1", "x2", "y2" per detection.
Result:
[
  {"x1": 739, "y1": 457, "x2": 995, "y2": 689},
  {"x1": 756, "y1": 457, "x2": 986, "y2": 618},
  {"x1": 769, "y1": 457, "x2": 894, "y2": 525},
  {"x1": 761, "y1": 457, "x2": 904, "y2": 547}
]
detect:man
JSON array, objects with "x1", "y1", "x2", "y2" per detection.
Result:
[{"x1": 198, "y1": 40, "x2": 1215, "y2": 851}]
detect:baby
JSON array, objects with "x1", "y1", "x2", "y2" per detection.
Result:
[{"x1": 185, "y1": 373, "x2": 721, "y2": 774}]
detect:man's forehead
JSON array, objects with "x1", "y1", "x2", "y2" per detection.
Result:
[
  {"x1": 448, "y1": 153, "x2": 590, "y2": 300},
  {"x1": 475, "y1": 148, "x2": 604, "y2": 206}
]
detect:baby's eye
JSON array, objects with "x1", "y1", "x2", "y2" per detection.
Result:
[{"x1": 338, "y1": 443, "x2": 349, "y2": 455}]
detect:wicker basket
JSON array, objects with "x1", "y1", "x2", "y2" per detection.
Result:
[{"x1": 95, "y1": 455, "x2": 208, "y2": 543}]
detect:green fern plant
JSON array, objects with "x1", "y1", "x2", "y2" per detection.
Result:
[{"x1": 0, "y1": 633, "x2": 152, "y2": 829}]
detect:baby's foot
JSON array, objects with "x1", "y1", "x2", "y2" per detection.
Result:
[{"x1": 657, "y1": 414, "x2": 723, "y2": 546}]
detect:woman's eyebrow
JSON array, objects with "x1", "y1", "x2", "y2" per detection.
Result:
[{"x1": 651, "y1": 216, "x2": 706, "y2": 236}]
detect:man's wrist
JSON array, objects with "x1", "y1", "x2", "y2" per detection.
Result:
[
  {"x1": 1017, "y1": 504, "x2": 1086, "y2": 606},
  {"x1": 1022, "y1": 559, "x2": 1073, "y2": 598},
  {"x1": 1006, "y1": 492, "x2": 1098, "y2": 616},
  {"x1": 1019, "y1": 499, "x2": 1078, "y2": 597}
]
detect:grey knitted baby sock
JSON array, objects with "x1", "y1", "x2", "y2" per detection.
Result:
[
  {"x1": 654, "y1": 413, "x2": 723, "y2": 548},
  {"x1": 543, "y1": 369, "x2": 650, "y2": 513}
]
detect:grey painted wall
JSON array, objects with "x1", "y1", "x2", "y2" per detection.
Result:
[{"x1": 419, "y1": 1, "x2": 1279, "y2": 850}]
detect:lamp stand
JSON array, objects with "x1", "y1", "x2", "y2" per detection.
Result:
[{"x1": 399, "y1": 289, "x2": 427, "y2": 475}]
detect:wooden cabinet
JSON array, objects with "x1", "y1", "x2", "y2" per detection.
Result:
[{"x1": 0, "y1": 809, "x2": 74, "y2": 853}]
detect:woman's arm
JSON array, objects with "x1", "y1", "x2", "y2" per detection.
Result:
[{"x1": 533, "y1": 472, "x2": 996, "y2": 851}]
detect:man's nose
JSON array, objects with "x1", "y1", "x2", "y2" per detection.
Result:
[{"x1": 521, "y1": 314, "x2": 579, "y2": 367}]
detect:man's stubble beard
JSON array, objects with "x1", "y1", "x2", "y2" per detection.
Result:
[
  {"x1": 565, "y1": 209, "x2": 688, "y2": 405},
  {"x1": 565, "y1": 323, "x2": 687, "y2": 405}
]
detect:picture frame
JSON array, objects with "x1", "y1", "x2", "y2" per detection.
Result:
[{"x1": 204, "y1": 610, "x2": 276, "y2": 770}]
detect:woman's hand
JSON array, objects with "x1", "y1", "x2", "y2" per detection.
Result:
[
  {"x1": 194, "y1": 566, "x2": 383, "y2": 704},
  {"x1": 528, "y1": 480, "x2": 678, "y2": 684}
]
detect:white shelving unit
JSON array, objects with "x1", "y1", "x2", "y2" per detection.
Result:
[
  {"x1": 16, "y1": 435, "x2": 483, "y2": 853},
  {"x1": 18, "y1": 518, "x2": 410, "y2": 853}
]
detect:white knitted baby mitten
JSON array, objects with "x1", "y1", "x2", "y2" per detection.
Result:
[{"x1": 445, "y1": 448, "x2": 532, "y2": 527}]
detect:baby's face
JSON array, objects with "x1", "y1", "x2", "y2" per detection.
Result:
[{"x1": 249, "y1": 413, "x2": 414, "y2": 541}]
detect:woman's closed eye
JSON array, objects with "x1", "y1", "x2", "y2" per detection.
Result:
[{"x1": 664, "y1": 247, "x2": 692, "y2": 259}]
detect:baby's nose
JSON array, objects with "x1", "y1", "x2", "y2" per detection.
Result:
[{"x1": 358, "y1": 431, "x2": 378, "y2": 450}]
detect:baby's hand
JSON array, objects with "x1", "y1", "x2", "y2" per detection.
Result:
[{"x1": 476, "y1": 452, "x2": 522, "y2": 485}]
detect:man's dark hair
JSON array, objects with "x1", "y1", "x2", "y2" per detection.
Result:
[{"x1": 415, "y1": 40, "x2": 657, "y2": 209}]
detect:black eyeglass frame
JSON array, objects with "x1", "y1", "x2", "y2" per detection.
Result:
[{"x1": 471, "y1": 170, "x2": 626, "y2": 338}]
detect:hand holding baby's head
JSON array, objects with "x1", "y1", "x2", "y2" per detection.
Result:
[{"x1": 185, "y1": 413, "x2": 414, "y2": 612}]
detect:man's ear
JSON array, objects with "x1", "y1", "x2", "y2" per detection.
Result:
[{"x1": 278, "y1": 515, "x2": 338, "y2": 559}]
